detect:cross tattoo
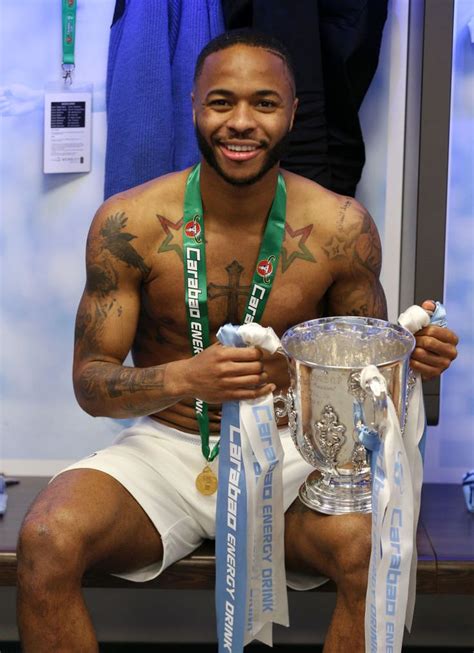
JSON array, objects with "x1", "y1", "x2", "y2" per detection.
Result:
[{"x1": 207, "y1": 260, "x2": 251, "y2": 324}]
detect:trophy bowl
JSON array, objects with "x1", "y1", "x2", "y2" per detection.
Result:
[{"x1": 278, "y1": 317, "x2": 415, "y2": 515}]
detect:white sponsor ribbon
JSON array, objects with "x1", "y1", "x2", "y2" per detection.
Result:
[
  {"x1": 362, "y1": 365, "x2": 414, "y2": 653},
  {"x1": 240, "y1": 397, "x2": 289, "y2": 646},
  {"x1": 364, "y1": 303, "x2": 445, "y2": 651},
  {"x1": 397, "y1": 305, "x2": 430, "y2": 632},
  {"x1": 217, "y1": 323, "x2": 289, "y2": 648}
]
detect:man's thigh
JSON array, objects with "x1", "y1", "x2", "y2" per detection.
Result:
[
  {"x1": 23, "y1": 469, "x2": 163, "y2": 575},
  {"x1": 284, "y1": 497, "x2": 372, "y2": 582}
]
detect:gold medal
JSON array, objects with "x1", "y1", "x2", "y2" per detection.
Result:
[{"x1": 196, "y1": 465, "x2": 218, "y2": 495}]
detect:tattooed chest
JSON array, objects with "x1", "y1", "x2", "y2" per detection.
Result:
[
  {"x1": 141, "y1": 259, "x2": 327, "y2": 354},
  {"x1": 143, "y1": 257, "x2": 258, "y2": 337}
]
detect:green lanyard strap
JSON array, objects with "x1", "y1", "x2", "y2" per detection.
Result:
[
  {"x1": 62, "y1": 0, "x2": 77, "y2": 83},
  {"x1": 182, "y1": 164, "x2": 287, "y2": 462}
]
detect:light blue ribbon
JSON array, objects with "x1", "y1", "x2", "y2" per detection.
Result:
[{"x1": 216, "y1": 325, "x2": 248, "y2": 653}]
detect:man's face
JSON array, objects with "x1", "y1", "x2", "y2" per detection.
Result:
[{"x1": 192, "y1": 45, "x2": 298, "y2": 187}]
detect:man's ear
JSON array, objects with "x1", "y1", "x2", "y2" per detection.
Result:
[{"x1": 289, "y1": 97, "x2": 299, "y2": 131}]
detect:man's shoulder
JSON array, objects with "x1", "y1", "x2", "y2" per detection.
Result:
[
  {"x1": 88, "y1": 169, "x2": 189, "y2": 249},
  {"x1": 104, "y1": 168, "x2": 190, "y2": 215},
  {"x1": 281, "y1": 169, "x2": 372, "y2": 236}
]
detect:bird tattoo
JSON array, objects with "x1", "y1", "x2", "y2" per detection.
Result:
[{"x1": 99, "y1": 213, "x2": 150, "y2": 275}]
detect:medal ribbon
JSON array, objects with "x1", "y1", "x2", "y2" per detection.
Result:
[{"x1": 182, "y1": 163, "x2": 287, "y2": 463}]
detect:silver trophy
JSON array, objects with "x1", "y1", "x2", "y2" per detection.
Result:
[{"x1": 275, "y1": 317, "x2": 415, "y2": 515}]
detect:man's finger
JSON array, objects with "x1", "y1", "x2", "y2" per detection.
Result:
[
  {"x1": 415, "y1": 325, "x2": 459, "y2": 345},
  {"x1": 411, "y1": 347, "x2": 452, "y2": 369},
  {"x1": 218, "y1": 345, "x2": 264, "y2": 361},
  {"x1": 226, "y1": 383, "x2": 276, "y2": 400},
  {"x1": 410, "y1": 359, "x2": 444, "y2": 380},
  {"x1": 414, "y1": 338, "x2": 458, "y2": 364}
]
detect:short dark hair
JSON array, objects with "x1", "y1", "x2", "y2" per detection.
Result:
[{"x1": 194, "y1": 29, "x2": 296, "y2": 94}]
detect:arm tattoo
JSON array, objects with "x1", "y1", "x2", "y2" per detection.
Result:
[
  {"x1": 326, "y1": 209, "x2": 387, "y2": 319},
  {"x1": 77, "y1": 365, "x2": 100, "y2": 401},
  {"x1": 337, "y1": 198, "x2": 352, "y2": 232},
  {"x1": 323, "y1": 212, "x2": 381, "y2": 272},
  {"x1": 100, "y1": 212, "x2": 150, "y2": 276},
  {"x1": 352, "y1": 213, "x2": 382, "y2": 277},
  {"x1": 106, "y1": 365, "x2": 166, "y2": 398},
  {"x1": 86, "y1": 259, "x2": 118, "y2": 296},
  {"x1": 76, "y1": 362, "x2": 175, "y2": 417},
  {"x1": 74, "y1": 299, "x2": 117, "y2": 350},
  {"x1": 333, "y1": 285, "x2": 387, "y2": 318}
]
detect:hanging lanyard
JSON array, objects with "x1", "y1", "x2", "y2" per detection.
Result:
[
  {"x1": 62, "y1": 0, "x2": 77, "y2": 84},
  {"x1": 182, "y1": 164, "x2": 287, "y2": 464}
]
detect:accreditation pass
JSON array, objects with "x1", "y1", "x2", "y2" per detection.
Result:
[{"x1": 43, "y1": 90, "x2": 91, "y2": 173}]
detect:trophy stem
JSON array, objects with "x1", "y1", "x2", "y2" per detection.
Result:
[{"x1": 299, "y1": 469, "x2": 373, "y2": 515}]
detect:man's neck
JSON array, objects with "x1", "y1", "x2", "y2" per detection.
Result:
[{"x1": 198, "y1": 160, "x2": 280, "y2": 233}]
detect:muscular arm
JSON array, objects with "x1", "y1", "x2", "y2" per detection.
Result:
[
  {"x1": 324, "y1": 200, "x2": 457, "y2": 379},
  {"x1": 325, "y1": 202, "x2": 387, "y2": 319},
  {"x1": 73, "y1": 205, "x2": 185, "y2": 418}
]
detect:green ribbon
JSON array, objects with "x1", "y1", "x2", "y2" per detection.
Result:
[
  {"x1": 62, "y1": 0, "x2": 77, "y2": 80},
  {"x1": 182, "y1": 164, "x2": 287, "y2": 462}
]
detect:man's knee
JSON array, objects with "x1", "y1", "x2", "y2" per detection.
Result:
[
  {"x1": 298, "y1": 511, "x2": 371, "y2": 592},
  {"x1": 17, "y1": 501, "x2": 86, "y2": 587}
]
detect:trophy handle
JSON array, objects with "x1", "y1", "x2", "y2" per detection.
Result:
[
  {"x1": 360, "y1": 367, "x2": 388, "y2": 440},
  {"x1": 273, "y1": 389, "x2": 299, "y2": 451},
  {"x1": 273, "y1": 391, "x2": 289, "y2": 419}
]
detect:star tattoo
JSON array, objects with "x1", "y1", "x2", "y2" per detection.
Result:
[
  {"x1": 280, "y1": 223, "x2": 316, "y2": 273},
  {"x1": 322, "y1": 235, "x2": 346, "y2": 259},
  {"x1": 157, "y1": 215, "x2": 184, "y2": 258}
]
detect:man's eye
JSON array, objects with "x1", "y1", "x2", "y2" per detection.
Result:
[
  {"x1": 257, "y1": 100, "x2": 277, "y2": 110},
  {"x1": 209, "y1": 99, "x2": 230, "y2": 107}
]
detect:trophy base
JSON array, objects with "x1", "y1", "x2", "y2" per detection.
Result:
[{"x1": 299, "y1": 470, "x2": 372, "y2": 515}]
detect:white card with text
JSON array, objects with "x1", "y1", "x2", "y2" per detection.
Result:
[{"x1": 43, "y1": 90, "x2": 92, "y2": 173}]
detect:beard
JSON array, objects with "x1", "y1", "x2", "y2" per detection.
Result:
[{"x1": 195, "y1": 124, "x2": 291, "y2": 187}]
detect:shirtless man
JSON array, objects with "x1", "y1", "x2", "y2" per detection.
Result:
[{"x1": 17, "y1": 31, "x2": 458, "y2": 652}]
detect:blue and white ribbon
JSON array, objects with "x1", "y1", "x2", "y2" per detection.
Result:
[
  {"x1": 216, "y1": 324, "x2": 288, "y2": 651},
  {"x1": 364, "y1": 302, "x2": 447, "y2": 652},
  {"x1": 362, "y1": 365, "x2": 414, "y2": 653},
  {"x1": 398, "y1": 301, "x2": 446, "y2": 631}
]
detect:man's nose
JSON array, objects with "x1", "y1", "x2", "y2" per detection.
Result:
[{"x1": 226, "y1": 102, "x2": 257, "y2": 133}]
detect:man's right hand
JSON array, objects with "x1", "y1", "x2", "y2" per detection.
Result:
[{"x1": 174, "y1": 342, "x2": 276, "y2": 404}]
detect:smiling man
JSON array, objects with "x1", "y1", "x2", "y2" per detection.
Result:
[{"x1": 17, "y1": 30, "x2": 458, "y2": 653}]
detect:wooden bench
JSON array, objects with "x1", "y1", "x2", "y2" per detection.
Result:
[{"x1": 1, "y1": 477, "x2": 473, "y2": 594}]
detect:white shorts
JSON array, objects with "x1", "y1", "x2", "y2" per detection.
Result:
[{"x1": 55, "y1": 417, "x2": 328, "y2": 590}]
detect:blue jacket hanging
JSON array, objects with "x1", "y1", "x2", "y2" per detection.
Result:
[{"x1": 105, "y1": 0, "x2": 224, "y2": 199}]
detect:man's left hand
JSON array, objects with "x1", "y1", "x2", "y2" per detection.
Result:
[{"x1": 410, "y1": 300, "x2": 459, "y2": 380}]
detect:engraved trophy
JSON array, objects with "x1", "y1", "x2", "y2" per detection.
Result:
[{"x1": 275, "y1": 317, "x2": 415, "y2": 514}]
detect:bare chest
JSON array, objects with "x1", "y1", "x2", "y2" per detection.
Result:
[{"x1": 137, "y1": 223, "x2": 331, "y2": 356}]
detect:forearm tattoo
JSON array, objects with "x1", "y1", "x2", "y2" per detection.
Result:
[
  {"x1": 106, "y1": 365, "x2": 166, "y2": 398},
  {"x1": 76, "y1": 362, "x2": 173, "y2": 417}
]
